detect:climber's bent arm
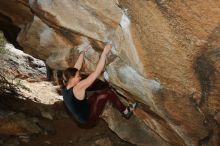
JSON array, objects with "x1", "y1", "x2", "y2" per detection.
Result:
[
  {"x1": 74, "y1": 52, "x2": 84, "y2": 70},
  {"x1": 76, "y1": 44, "x2": 112, "y2": 90}
]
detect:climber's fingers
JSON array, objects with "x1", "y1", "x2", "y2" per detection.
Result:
[{"x1": 82, "y1": 45, "x2": 91, "y2": 53}]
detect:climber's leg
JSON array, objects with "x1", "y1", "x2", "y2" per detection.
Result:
[{"x1": 87, "y1": 88, "x2": 126, "y2": 123}]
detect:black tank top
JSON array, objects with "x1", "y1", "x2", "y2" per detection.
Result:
[{"x1": 61, "y1": 87, "x2": 90, "y2": 124}]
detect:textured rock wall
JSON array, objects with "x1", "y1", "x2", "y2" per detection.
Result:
[
  {"x1": 0, "y1": 0, "x2": 220, "y2": 146},
  {"x1": 0, "y1": 42, "x2": 133, "y2": 146}
]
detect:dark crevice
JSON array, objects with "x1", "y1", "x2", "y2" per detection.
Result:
[
  {"x1": 194, "y1": 54, "x2": 214, "y2": 107},
  {"x1": 0, "y1": 13, "x2": 23, "y2": 50},
  {"x1": 198, "y1": 130, "x2": 212, "y2": 146}
]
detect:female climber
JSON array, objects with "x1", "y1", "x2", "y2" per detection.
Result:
[{"x1": 60, "y1": 43, "x2": 137, "y2": 125}]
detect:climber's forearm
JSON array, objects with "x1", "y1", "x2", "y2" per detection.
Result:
[
  {"x1": 74, "y1": 52, "x2": 84, "y2": 70},
  {"x1": 74, "y1": 44, "x2": 111, "y2": 90},
  {"x1": 93, "y1": 44, "x2": 112, "y2": 76},
  {"x1": 93, "y1": 52, "x2": 107, "y2": 76}
]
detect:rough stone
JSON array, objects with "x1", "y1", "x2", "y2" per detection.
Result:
[
  {"x1": 0, "y1": 35, "x2": 134, "y2": 146},
  {"x1": 0, "y1": 43, "x2": 46, "y2": 81},
  {"x1": 93, "y1": 138, "x2": 113, "y2": 146},
  {"x1": 3, "y1": 137, "x2": 20, "y2": 146},
  {"x1": 41, "y1": 111, "x2": 53, "y2": 120},
  {"x1": 102, "y1": 104, "x2": 172, "y2": 146},
  {"x1": 17, "y1": 16, "x2": 74, "y2": 60},
  {"x1": 1, "y1": 0, "x2": 220, "y2": 146},
  {"x1": 0, "y1": 112, "x2": 41, "y2": 135},
  {"x1": 0, "y1": 0, "x2": 33, "y2": 27},
  {"x1": 214, "y1": 112, "x2": 220, "y2": 124}
]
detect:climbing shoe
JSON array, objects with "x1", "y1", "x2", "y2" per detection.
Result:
[{"x1": 122, "y1": 102, "x2": 138, "y2": 119}]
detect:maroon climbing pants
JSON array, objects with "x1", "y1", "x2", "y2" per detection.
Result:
[{"x1": 87, "y1": 88, "x2": 126, "y2": 123}]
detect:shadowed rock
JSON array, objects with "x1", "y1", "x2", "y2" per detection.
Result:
[{"x1": 0, "y1": 0, "x2": 220, "y2": 145}]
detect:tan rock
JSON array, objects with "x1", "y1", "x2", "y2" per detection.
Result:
[
  {"x1": 29, "y1": 0, "x2": 122, "y2": 42},
  {"x1": 102, "y1": 104, "x2": 173, "y2": 146},
  {"x1": 0, "y1": 0, "x2": 33, "y2": 27},
  {"x1": 17, "y1": 16, "x2": 74, "y2": 60},
  {"x1": 1, "y1": 0, "x2": 220, "y2": 146}
]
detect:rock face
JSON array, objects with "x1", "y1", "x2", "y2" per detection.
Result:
[
  {"x1": 0, "y1": 0, "x2": 220, "y2": 146},
  {"x1": 0, "y1": 41, "x2": 134, "y2": 146}
]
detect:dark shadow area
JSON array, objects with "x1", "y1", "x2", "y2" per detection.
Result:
[
  {"x1": 0, "y1": 77, "x2": 134, "y2": 146},
  {"x1": 193, "y1": 23, "x2": 220, "y2": 146},
  {"x1": 194, "y1": 22, "x2": 220, "y2": 107},
  {"x1": 0, "y1": 13, "x2": 22, "y2": 50},
  {"x1": 194, "y1": 54, "x2": 214, "y2": 106}
]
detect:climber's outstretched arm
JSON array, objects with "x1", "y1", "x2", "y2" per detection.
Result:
[
  {"x1": 74, "y1": 52, "x2": 84, "y2": 70},
  {"x1": 74, "y1": 46, "x2": 91, "y2": 70},
  {"x1": 76, "y1": 44, "x2": 112, "y2": 90}
]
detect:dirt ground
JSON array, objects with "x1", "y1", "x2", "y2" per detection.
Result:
[{"x1": 22, "y1": 118, "x2": 135, "y2": 146}]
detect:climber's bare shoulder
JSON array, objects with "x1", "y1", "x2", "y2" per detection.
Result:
[
  {"x1": 73, "y1": 72, "x2": 98, "y2": 100},
  {"x1": 74, "y1": 72, "x2": 98, "y2": 94},
  {"x1": 77, "y1": 72, "x2": 97, "y2": 89},
  {"x1": 72, "y1": 86, "x2": 86, "y2": 100}
]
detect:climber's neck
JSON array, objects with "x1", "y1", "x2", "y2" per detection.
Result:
[{"x1": 66, "y1": 81, "x2": 78, "y2": 90}]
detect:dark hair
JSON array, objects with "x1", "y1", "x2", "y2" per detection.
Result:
[
  {"x1": 62, "y1": 68, "x2": 78, "y2": 87},
  {"x1": 56, "y1": 70, "x2": 63, "y2": 85}
]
